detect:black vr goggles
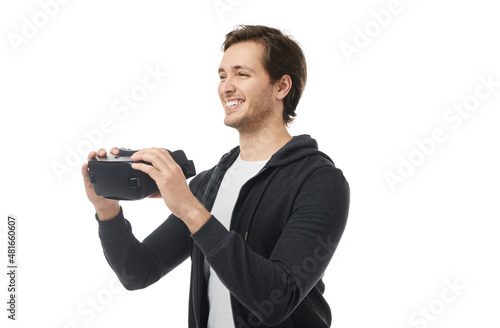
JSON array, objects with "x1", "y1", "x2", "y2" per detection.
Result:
[{"x1": 87, "y1": 148, "x2": 196, "y2": 200}]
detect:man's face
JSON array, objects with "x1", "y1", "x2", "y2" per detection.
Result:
[{"x1": 218, "y1": 41, "x2": 279, "y2": 134}]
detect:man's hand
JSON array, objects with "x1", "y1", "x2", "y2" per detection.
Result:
[
  {"x1": 130, "y1": 148, "x2": 210, "y2": 233},
  {"x1": 82, "y1": 148, "x2": 121, "y2": 221}
]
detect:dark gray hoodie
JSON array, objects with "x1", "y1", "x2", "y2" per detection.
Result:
[{"x1": 97, "y1": 134, "x2": 350, "y2": 327}]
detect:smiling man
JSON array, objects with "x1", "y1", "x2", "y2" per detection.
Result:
[
  {"x1": 82, "y1": 25, "x2": 350, "y2": 327},
  {"x1": 220, "y1": 41, "x2": 281, "y2": 138}
]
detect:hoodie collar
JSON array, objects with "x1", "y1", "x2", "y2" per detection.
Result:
[{"x1": 218, "y1": 135, "x2": 333, "y2": 169}]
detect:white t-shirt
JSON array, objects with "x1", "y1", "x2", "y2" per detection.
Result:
[{"x1": 205, "y1": 154, "x2": 268, "y2": 328}]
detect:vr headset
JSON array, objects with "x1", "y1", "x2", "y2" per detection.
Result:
[{"x1": 87, "y1": 148, "x2": 196, "y2": 200}]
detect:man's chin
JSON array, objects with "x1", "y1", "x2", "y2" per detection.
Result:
[
  {"x1": 224, "y1": 115, "x2": 240, "y2": 129},
  {"x1": 224, "y1": 122, "x2": 240, "y2": 132},
  {"x1": 224, "y1": 117, "x2": 248, "y2": 134}
]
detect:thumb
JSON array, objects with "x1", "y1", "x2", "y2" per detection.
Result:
[{"x1": 81, "y1": 163, "x2": 93, "y2": 188}]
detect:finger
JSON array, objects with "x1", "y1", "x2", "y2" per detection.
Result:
[
  {"x1": 97, "y1": 148, "x2": 107, "y2": 157},
  {"x1": 158, "y1": 148, "x2": 176, "y2": 165},
  {"x1": 130, "y1": 148, "x2": 157, "y2": 160},
  {"x1": 81, "y1": 163, "x2": 92, "y2": 187},
  {"x1": 154, "y1": 149, "x2": 183, "y2": 175},
  {"x1": 131, "y1": 162, "x2": 159, "y2": 180},
  {"x1": 87, "y1": 151, "x2": 97, "y2": 162},
  {"x1": 148, "y1": 192, "x2": 162, "y2": 198},
  {"x1": 82, "y1": 163, "x2": 88, "y2": 178},
  {"x1": 132, "y1": 149, "x2": 171, "y2": 171},
  {"x1": 144, "y1": 148, "x2": 176, "y2": 167},
  {"x1": 110, "y1": 147, "x2": 120, "y2": 155}
]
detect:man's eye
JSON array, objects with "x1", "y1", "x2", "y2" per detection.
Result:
[
  {"x1": 219, "y1": 75, "x2": 226, "y2": 80},
  {"x1": 238, "y1": 72, "x2": 248, "y2": 77}
]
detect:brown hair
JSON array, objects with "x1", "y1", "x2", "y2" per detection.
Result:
[{"x1": 222, "y1": 25, "x2": 307, "y2": 125}]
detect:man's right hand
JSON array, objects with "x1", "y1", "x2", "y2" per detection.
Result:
[{"x1": 82, "y1": 147, "x2": 121, "y2": 221}]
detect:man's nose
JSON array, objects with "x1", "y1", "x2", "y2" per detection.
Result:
[{"x1": 221, "y1": 76, "x2": 236, "y2": 94}]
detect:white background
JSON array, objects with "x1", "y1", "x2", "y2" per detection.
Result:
[{"x1": 1, "y1": 0, "x2": 499, "y2": 327}]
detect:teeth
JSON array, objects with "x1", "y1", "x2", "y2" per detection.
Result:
[{"x1": 226, "y1": 100, "x2": 244, "y2": 107}]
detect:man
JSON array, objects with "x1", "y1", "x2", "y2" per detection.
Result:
[{"x1": 82, "y1": 25, "x2": 350, "y2": 328}]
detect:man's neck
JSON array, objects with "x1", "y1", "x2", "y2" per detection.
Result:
[{"x1": 238, "y1": 125, "x2": 292, "y2": 162}]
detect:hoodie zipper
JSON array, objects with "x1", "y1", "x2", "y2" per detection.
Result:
[
  {"x1": 242, "y1": 167, "x2": 282, "y2": 241},
  {"x1": 228, "y1": 164, "x2": 283, "y2": 242}
]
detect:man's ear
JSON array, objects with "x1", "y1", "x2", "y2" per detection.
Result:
[{"x1": 276, "y1": 75, "x2": 292, "y2": 100}]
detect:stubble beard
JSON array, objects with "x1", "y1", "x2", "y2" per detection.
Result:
[{"x1": 224, "y1": 86, "x2": 275, "y2": 136}]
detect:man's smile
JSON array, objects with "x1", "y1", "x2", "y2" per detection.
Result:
[{"x1": 225, "y1": 98, "x2": 245, "y2": 111}]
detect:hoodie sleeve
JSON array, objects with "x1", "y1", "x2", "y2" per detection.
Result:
[
  {"x1": 95, "y1": 171, "x2": 211, "y2": 290},
  {"x1": 97, "y1": 209, "x2": 191, "y2": 290},
  {"x1": 190, "y1": 165, "x2": 350, "y2": 326}
]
